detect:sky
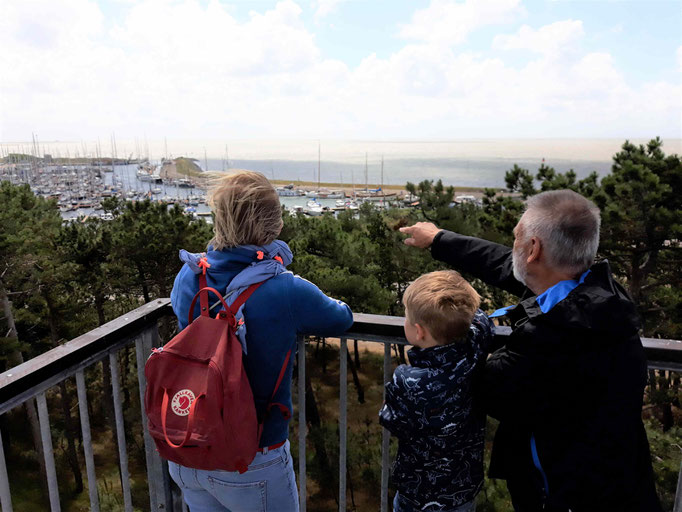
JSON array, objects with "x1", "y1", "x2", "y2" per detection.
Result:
[{"x1": 1, "y1": 0, "x2": 681, "y2": 143}]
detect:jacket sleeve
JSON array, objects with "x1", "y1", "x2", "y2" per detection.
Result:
[
  {"x1": 470, "y1": 309, "x2": 496, "y2": 354},
  {"x1": 430, "y1": 230, "x2": 529, "y2": 298},
  {"x1": 480, "y1": 343, "x2": 555, "y2": 424},
  {"x1": 378, "y1": 366, "x2": 424, "y2": 439},
  {"x1": 170, "y1": 263, "x2": 198, "y2": 331},
  {"x1": 289, "y1": 275, "x2": 354, "y2": 336}
]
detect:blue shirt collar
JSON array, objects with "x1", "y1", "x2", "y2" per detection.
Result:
[{"x1": 535, "y1": 269, "x2": 591, "y2": 314}]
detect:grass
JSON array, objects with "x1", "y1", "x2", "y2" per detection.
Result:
[{"x1": 174, "y1": 157, "x2": 203, "y2": 178}]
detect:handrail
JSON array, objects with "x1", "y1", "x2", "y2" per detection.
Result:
[
  {"x1": 347, "y1": 312, "x2": 682, "y2": 370},
  {"x1": 2, "y1": 306, "x2": 681, "y2": 413},
  {"x1": 0, "y1": 298, "x2": 172, "y2": 415}
]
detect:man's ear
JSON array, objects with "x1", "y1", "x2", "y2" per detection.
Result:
[
  {"x1": 415, "y1": 323, "x2": 426, "y2": 341},
  {"x1": 527, "y1": 236, "x2": 542, "y2": 264}
]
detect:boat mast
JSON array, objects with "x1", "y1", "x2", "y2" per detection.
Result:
[
  {"x1": 364, "y1": 152, "x2": 368, "y2": 191},
  {"x1": 317, "y1": 140, "x2": 321, "y2": 192},
  {"x1": 381, "y1": 154, "x2": 385, "y2": 201},
  {"x1": 351, "y1": 168, "x2": 355, "y2": 198}
]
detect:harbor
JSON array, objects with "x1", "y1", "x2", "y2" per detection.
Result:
[{"x1": 0, "y1": 155, "x2": 431, "y2": 222}]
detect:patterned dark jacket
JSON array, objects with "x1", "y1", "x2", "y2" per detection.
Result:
[{"x1": 379, "y1": 310, "x2": 494, "y2": 511}]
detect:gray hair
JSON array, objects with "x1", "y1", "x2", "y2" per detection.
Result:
[{"x1": 521, "y1": 190, "x2": 601, "y2": 276}]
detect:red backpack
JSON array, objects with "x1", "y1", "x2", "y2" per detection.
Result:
[{"x1": 144, "y1": 263, "x2": 293, "y2": 473}]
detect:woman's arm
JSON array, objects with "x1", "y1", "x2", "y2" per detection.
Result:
[{"x1": 289, "y1": 275, "x2": 354, "y2": 336}]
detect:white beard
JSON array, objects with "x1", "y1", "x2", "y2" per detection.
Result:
[{"x1": 512, "y1": 245, "x2": 528, "y2": 285}]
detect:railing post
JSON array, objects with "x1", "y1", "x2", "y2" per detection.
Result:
[
  {"x1": 110, "y1": 351, "x2": 133, "y2": 512},
  {"x1": 380, "y1": 342, "x2": 392, "y2": 512},
  {"x1": 136, "y1": 328, "x2": 172, "y2": 511},
  {"x1": 135, "y1": 332, "x2": 157, "y2": 511},
  {"x1": 297, "y1": 334, "x2": 307, "y2": 512},
  {"x1": 0, "y1": 428, "x2": 13, "y2": 512},
  {"x1": 339, "y1": 337, "x2": 347, "y2": 512},
  {"x1": 150, "y1": 324, "x2": 174, "y2": 510},
  {"x1": 36, "y1": 392, "x2": 60, "y2": 512},
  {"x1": 76, "y1": 370, "x2": 100, "y2": 512}
]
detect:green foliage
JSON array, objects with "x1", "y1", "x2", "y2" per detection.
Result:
[
  {"x1": 593, "y1": 138, "x2": 682, "y2": 336},
  {"x1": 110, "y1": 200, "x2": 212, "y2": 300},
  {"x1": 504, "y1": 164, "x2": 535, "y2": 199},
  {"x1": 406, "y1": 179, "x2": 454, "y2": 222},
  {"x1": 645, "y1": 419, "x2": 682, "y2": 511}
]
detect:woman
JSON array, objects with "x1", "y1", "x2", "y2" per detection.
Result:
[{"x1": 169, "y1": 170, "x2": 353, "y2": 511}]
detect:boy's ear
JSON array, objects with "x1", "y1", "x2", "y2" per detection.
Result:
[{"x1": 415, "y1": 323, "x2": 426, "y2": 341}]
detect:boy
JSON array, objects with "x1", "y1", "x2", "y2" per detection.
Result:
[{"x1": 379, "y1": 270, "x2": 494, "y2": 512}]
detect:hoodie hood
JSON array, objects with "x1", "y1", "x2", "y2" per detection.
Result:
[{"x1": 179, "y1": 240, "x2": 293, "y2": 275}]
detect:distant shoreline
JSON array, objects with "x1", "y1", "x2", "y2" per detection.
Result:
[{"x1": 269, "y1": 179, "x2": 495, "y2": 195}]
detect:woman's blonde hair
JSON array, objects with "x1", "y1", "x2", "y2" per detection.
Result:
[{"x1": 208, "y1": 170, "x2": 282, "y2": 250}]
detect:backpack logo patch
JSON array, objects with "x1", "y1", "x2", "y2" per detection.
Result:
[{"x1": 171, "y1": 389, "x2": 196, "y2": 416}]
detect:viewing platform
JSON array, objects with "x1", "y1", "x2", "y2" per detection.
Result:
[{"x1": 1, "y1": 300, "x2": 681, "y2": 511}]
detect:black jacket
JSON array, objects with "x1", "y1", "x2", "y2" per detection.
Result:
[
  {"x1": 431, "y1": 230, "x2": 662, "y2": 512},
  {"x1": 379, "y1": 310, "x2": 494, "y2": 511}
]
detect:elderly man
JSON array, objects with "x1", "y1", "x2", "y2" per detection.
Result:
[{"x1": 400, "y1": 190, "x2": 661, "y2": 512}]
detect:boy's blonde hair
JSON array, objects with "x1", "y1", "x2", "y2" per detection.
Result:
[
  {"x1": 208, "y1": 170, "x2": 282, "y2": 250},
  {"x1": 403, "y1": 270, "x2": 480, "y2": 344}
]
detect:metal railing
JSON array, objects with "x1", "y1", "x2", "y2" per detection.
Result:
[{"x1": 0, "y1": 303, "x2": 681, "y2": 512}]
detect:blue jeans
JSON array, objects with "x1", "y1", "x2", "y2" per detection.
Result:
[
  {"x1": 393, "y1": 492, "x2": 476, "y2": 512},
  {"x1": 168, "y1": 440, "x2": 299, "y2": 512}
]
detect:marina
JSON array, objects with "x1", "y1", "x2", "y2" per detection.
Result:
[{"x1": 0, "y1": 156, "x2": 417, "y2": 223}]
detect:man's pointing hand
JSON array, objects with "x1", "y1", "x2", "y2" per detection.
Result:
[{"x1": 399, "y1": 222, "x2": 441, "y2": 248}]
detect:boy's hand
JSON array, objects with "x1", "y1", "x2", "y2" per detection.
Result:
[{"x1": 399, "y1": 222, "x2": 441, "y2": 248}]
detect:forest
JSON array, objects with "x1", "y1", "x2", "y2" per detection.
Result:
[{"x1": 1, "y1": 138, "x2": 681, "y2": 511}]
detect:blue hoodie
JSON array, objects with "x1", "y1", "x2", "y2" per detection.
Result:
[{"x1": 170, "y1": 242, "x2": 354, "y2": 447}]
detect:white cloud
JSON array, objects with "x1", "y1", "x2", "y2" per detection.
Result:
[
  {"x1": 399, "y1": 0, "x2": 525, "y2": 46},
  {"x1": 0, "y1": 0, "x2": 679, "y2": 142},
  {"x1": 312, "y1": 0, "x2": 347, "y2": 20},
  {"x1": 493, "y1": 20, "x2": 584, "y2": 55}
]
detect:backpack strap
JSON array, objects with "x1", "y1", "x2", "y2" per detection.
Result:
[
  {"x1": 228, "y1": 283, "x2": 263, "y2": 316},
  {"x1": 197, "y1": 256, "x2": 211, "y2": 314},
  {"x1": 188, "y1": 270, "x2": 264, "y2": 325},
  {"x1": 257, "y1": 340, "x2": 296, "y2": 442},
  {"x1": 187, "y1": 279, "x2": 231, "y2": 325}
]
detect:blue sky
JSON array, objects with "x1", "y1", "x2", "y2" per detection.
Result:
[{"x1": 1, "y1": 0, "x2": 680, "y2": 141}]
